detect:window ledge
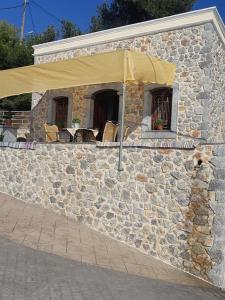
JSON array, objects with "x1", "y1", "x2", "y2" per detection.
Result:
[{"x1": 142, "y1": 131, "x2": 176, "y2": 139}]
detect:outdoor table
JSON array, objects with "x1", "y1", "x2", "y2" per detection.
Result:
[
  {"x1": 64, "y1": 128, "x2": 98, "y2": 142},
  {"x1": 17, "y1": 128, "x2": 30, "y2": 140}
]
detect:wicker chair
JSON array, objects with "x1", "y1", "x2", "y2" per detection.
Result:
[
  {"x1": 102, "y1": 121, "x2": 119, "y2": 142},
  {"x1": 44, "y1": 123, "x2": 59, "y2": 143},
  {"x1": 123, "y1": 126, "x2": 130, "y2": 141}
]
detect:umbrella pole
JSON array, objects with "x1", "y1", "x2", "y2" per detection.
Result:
[{"x1": 118, "y1": 82, "x2": 126, "y2": 172}]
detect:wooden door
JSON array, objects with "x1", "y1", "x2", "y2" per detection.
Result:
[
  {"x1": 93, "y1": 98, "x2": 107, "y2": 133},
  {"x1": 93, "y1": 91, "x2": 119, "y2": 141},
  {"x1": 55, "y1": 98, "x2": 68, "y2": 128}
]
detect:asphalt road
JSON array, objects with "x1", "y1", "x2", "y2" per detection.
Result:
[{"x1": 0, "y1": 235, "x2": 224, "y2": 300}]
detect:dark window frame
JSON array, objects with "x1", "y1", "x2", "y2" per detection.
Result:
[{"x1": 151, "y1": 88, "x2": 173, "y2": 131}]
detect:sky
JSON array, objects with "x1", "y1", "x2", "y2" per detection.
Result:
[{"x1": 0, "y1": 0, "x2": 224, "y2": 36}]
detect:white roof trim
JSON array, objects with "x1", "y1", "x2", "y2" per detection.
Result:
[{"x1": 33, "y1": 7, "x2": 225, "y2": 56}]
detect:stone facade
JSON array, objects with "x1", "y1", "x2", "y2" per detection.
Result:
[
  {"x1": 3, "y1": 13, "x2": 225, "y2": 288},
  {"x1": 205, "y1": 24, "x2": 225, "y2": 142},
  {"x1": 1, "y1": 143, "x2": 225, "y2": 287},
  {"x1": 31, "y1": 23, "x2": 225, "y2": 144},
  {"x1": 31, "y1": 87, "x2": 87, "y2": 142}
]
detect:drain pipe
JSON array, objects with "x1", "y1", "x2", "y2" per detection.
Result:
[{"x1": 118, "y1": 83, "x2": 126, "y2": 172}]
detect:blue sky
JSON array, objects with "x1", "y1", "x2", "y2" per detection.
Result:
[{"x1": 0, "y1": 0, "x2": 224, "y2": 36}]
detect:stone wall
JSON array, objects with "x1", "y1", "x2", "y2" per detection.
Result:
[
  {"x1": 1, "y1": 143, "x2": 224, "y2": 287},
  {"x1": 209, "y1": 145, "x2": 225, "y2": 288},
  {"x1": 204, "y1": 24, "x2": 225, "y2": 142},
  {"x1": 32, "y1": 23, "x2": 225, "y2": 143}
]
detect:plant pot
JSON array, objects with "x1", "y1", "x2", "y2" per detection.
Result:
[
  {"x1": 154, "y1": 125, "x2": 164, "y2": 130},
  {"x1": 72, "y1": 123, "x2": 80, "y2": 129}
]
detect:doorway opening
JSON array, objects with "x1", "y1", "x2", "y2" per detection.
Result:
[
  {"x1": 54, "y1": 97, "x2": 68, "y2": 129},
  {"x1": 93, "y1": 90, "x2": 119, "y2": 141}
]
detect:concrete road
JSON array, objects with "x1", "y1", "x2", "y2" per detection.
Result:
[{"x1": 0, "y1": 235, "x2": 224, "y2": 300}]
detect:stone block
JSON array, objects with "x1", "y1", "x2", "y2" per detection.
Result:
[
  {"x1": 216, "y1": 192, "x2": 225, "y2": 203},
  {"x1": 213, "y1": 146, "x2": 225, "y2": 157},
  {"x1": 208, "y1": 249, "x2": 224, "y2": 264},
  {"x1": 214, "y1": 169, "x2": 225, "y2": 180},
  {"x1": 209, "y1": 180, "x2": 225, "y2": 191},
  {"x1": 145, "y1": 183, "x2": 157, "y2": 194},
  {"x1": 66, "y1": 166, "x2": 75, "y2": 174},
  {"x1": 211, "y1": 157, "x2": 225, "y2": 168}
]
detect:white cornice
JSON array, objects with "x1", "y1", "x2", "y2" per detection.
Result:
[{"x1": 33, "y1": 7, "x2": 225, "y2": 56}]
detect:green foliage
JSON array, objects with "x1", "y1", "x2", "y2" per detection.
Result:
[
  {"x1": 0, "y1": 20, "x2": 81, "y2": 111},
  {"x1": 0, "y1": 94, "x2": 32, "y2": 112},
  {"x1": 90, "y1": 0, "x2": 196, "y2": 32},
  {"x1": 72, "y1": 117, "x2": 81, "y2": 124},
  {"x1": 155, "y1": 118, "x2": 164, "y2": 125},
  {"x1": 0, "y1": 22, "x2": 33, "y2": 70},
  {"x1": 61, "y1": 20, "x2": 81, "y2": 39}
]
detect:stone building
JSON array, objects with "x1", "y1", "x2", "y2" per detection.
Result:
[
  {"x1": 31, "y1": 7, "x2": 225, "y2": 146},
  {"x1": 1, "y1": 7, "x2": 225, "y2": 288}
]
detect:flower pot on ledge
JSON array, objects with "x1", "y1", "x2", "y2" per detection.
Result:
[
  {"x1": 154, "y1": 124, "x2": 164, "y2": 130},
  {"x1": 72, "y1": 123, "x2": 80, "y2": 129}
]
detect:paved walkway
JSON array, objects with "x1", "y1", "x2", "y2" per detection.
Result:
[
  {"x1": 0, "y1": 192, "x2": 224, "y2": 299},
  {"x1": 0, "y1": 235, "x2": 224, "y2": 300}
]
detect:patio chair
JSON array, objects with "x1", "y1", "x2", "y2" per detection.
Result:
[
  {"x1": 74, "y1": 129, "x2": 97, "y2": 143},
  {"x1": 44, "y1": 123, "x2": 59, "y2": 143},
  {"x1": 102, "y1": 121, "x2": 119, "y2": 142}
]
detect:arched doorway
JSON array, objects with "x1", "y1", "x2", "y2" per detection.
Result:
[{"x1": 93, "y1": 90, "x2": 119, "y2": 141}]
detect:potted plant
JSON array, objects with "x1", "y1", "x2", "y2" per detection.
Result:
[
  {"x1": 3, "y1": 111, "x2": 13, "y2": 127},
  {"x1": 72, "y1": 117, "x2": 80, "y2": 129},
  {"x1": 0, "y1": 133, "x2": 4, "y2": 142},
  {"x1": 154, "y1": 119, "x2": 164, "y2": 130}
]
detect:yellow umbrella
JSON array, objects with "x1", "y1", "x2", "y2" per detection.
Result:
[
  {"x1": 0, "y1": 50, "x2": 175, "y2": 99},
  {"x1": 0, "y1": 50, "x2": 176, "y2": 170}
]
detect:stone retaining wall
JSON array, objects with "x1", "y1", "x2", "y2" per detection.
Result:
[{"x1": 1, "y1": 143, "x2": 224, "y2": 287}]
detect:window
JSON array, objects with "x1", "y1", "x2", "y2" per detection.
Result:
[
  {"x1": 151, "y1": 88, "x2": 172, "y2": 130},
  {"x1": 142, "y1": 84, "x2": 178, "y2": 139}
]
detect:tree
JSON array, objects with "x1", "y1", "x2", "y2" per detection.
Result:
[
  {"x1": 90, "y1": 0, "x2": 196, "y2": 32},
  {"x1": 0, "y1": 21, "x2": 33, "y2": 70},
  {"x1": 61, "y1": 20, "x2": 81, "y2": 39},
  {"x1": 0, "y1": 21, "x2": 33, "y2": 111},
  {"x1": 0, "y1": 19, "x2": 81, "y2": 111}
]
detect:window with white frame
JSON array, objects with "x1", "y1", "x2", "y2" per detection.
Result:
[{"x1": 142, "y1": 84, "x2": 178, "y2": 139}]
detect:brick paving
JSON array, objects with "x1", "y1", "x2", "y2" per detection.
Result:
[{"x1": 0, "y1": 192, "x2": 224, "y2": 299}]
